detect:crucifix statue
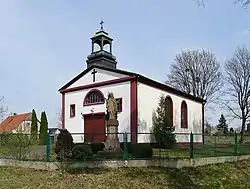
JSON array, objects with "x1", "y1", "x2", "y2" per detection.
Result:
[
  {"x1": 91, "y1": 69, "x2": 97, "y2": 82},
  {"x1": 100, "y1": 20, "x2": 104, "y2": 30}
]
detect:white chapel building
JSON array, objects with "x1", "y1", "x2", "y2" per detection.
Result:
[{"x1": 59, "y1": 25, "x2": 205, "y2": 144}]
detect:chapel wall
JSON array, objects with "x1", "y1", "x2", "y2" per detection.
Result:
[
  {"x1": 137, "y1": 82, "x2": 203, "y2": 143},
  {"x1": 68, "y1": 68, "x2": 128, "y2": 89},
  {"x1": 64, "y1": 81, "x2": 131, "y2": 143}
]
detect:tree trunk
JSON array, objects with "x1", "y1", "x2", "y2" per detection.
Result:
[{"x1": 239, "y1": 118, "x2": 246, "y2": 144}]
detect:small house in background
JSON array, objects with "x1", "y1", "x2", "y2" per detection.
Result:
[
  {"x1": 48, "y1": 127, "x2": 60, "y2": 144},
  {"x1": 0, "y1": 112, "x2": 40, "y2": 134}
]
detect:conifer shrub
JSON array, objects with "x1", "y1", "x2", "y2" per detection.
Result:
[
  {"x1": 31, "y1": 109, "x2": 38, "y2": 136},
  {"x1": 216, "y1": 114, "x2": 229, "y2": 135},
  {"x1": 55, "y1": 129, "x2": 74, "y2": 161},
  {"x1": 39, "y1": 111, "x2": 48, "y2": 145},
  {"x1": 72, "y1": 144, "x2": 93, "y2": 161},
  {"x1": 152, "y1": 95, "x2": 176, "y2": 149},
  {"x1": 90, "y1": 143, "x2": 105, "y2": 154},
  {"x1": 131, "y1": 143, "x2": 153, "y2": 158},
  {"x1": 120, "y1": 142, "x2": 132, "y2": 153}
]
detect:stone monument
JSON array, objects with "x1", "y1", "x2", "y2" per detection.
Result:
[{"x1": 104, "y1": 92, "x2": 121, "y2": 152}]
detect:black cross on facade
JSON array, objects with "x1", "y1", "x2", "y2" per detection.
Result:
[
  {"x1": 100, "y1": 20, "x2": 104, "y2": 29},
  {"x1": 91, "y1": 69, "x2": 97, "y2": 82}
]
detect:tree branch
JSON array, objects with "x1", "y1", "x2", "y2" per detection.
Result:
[
  {"x1": 0, "y1": 96, "x2": 8, "y2": 122},
  {"x1": 195, "y1": 0, "x2": 250, "y2": 8},
  {"x1": 224, "y1": 45, "x2": 250, "y2": 136},
  {"x1": 166, "y1": 49, "x2": 223, "y2": 108}
]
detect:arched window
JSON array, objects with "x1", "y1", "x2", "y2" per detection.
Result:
[
  {"x1": 181, "y1": 101, "x2": 188, "y2": 128},
  {"x1": 83, "y1": 89, "x2": 105, "y2": 106},
  {"x1": 165, "y1": 96, "x2": 173, "y2": 127}
]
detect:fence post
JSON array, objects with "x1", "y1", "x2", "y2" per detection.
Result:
[
  {"x1": 214, "y1": 135, "x2": 217, "y2": 157},
  {"x1": 190, "y1": 132, "x2": 194, "y2": 159},
  {"x1": 123, "y1": 132, "x2": 128, "y2": 160},
  {"x1": 234, "y1": 132, "x2": 238, "y2": 156},
  {"x1": 46, "y1": 133, "x2": 51, "y2": 162}
]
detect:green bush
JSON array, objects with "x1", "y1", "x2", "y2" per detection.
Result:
[
  {"x1": 72, "y1": 144, "x2": 93, "y2": 161},
  {"x1": 152, "y1": 95, "x2": 176, "y2": 149},
  {"x1": 0, "y1": 133, "x2": 11, "y2": 146},
  {"x1": 39, "y1": 111, "x2": 48, "y2": 145},
  {"x1": 120, "y1": 142, "x2": 132, "y2": 153},
  {"x1": 149, "y1": 143, "x2": 162, "y2": 149},
  {"x1": 6, "y1": 134, "x2": 36, "y2": 160},
  {"x1": 131, "y1": 143, "x2": 153, "y2": 159},
  {"x1": 90, "y1": 143, "x2": 105, "y2": 154},
  {"x1": 55, "y1": 129, "x2": 74, "y2": 161}
]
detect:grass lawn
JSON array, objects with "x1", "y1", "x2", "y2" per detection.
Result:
[
  {"x1": 152, "y1": 142, "x2": 250, "y2": 159},
  {"x1": 2, "y1": 144, "x2": 249, "y2": 162},
  {"x1": 0, "y1": 145, "x2": 47, "y2": 161},
  {"x1": 0, "y1": 160, "x2": 250, "y2": 189},
  {"x1": 1, "y1": 137, "x2": 250, "y2": 161}
]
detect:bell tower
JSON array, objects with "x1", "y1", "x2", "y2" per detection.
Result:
[{"x1": 86, "y1": 21, "x2": 117, "y2": 69}]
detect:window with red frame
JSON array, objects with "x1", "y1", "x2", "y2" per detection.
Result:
[
  {"x1": 83, "y1": 90, "x2": 105, "y2": 105},
  {"x1": 70, "y1": 104, "x2": 76, "y2": 117},
  {"x1": 116, "y1": 98, "x2": 122, "y2": 112},
  {"x1": 181, "y1": 101, "x2": 188, "y2": 128}
]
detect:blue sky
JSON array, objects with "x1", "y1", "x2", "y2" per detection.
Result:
[{"x1": 0, "y1": 0, "x2": 249, "y2": 127}]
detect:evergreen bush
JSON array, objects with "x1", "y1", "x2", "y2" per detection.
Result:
[
  {"x1": 39, "y1": 111, "x2": 48, "y2": 145},
  {"x1": 131, "y1": 143, "x2": 153, "y2": 158},
  {"x1": 31, "y1": 109, "x2": 38, "y2": 136},
  {"x1": 55, "y1": 129, "x2": 74, "y2": 161},
  {"x1": 72, "y1": 144, "x2": 93, "y2": 161},
  {"x1": 90, "y1": 143, "x2": 105, "y2": 154},
  {"x1": 0, "y1": 133, "x2": 11, "y2": 146},
  {"x1": 216, "y1": 114, "x2": 229, "y2": 135},
  {"x1": 152, "y1": 95, "x2": 176, "y2": 149},
  {"x1": 120, "y1": 142, "x2": 132, "y2": 153}
]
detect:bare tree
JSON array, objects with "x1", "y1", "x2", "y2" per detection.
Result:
[
  {"x1": 166, "y1": 49, "x2": 223, "y2": 107},
  {"x1": 195, "y1": 0, "x2": 250, "y2": 8},
  {"x1": 56, "y1": 109, "x2": 63, "y2": 129},
  {"x1": 237, "y1": 0, "x2": 250, "y2": 8},
  {"x1": 0, "y1": 96, "x2": 8, "y2": 122},
  {"x1": 224, "y1": 45, "x2": 250, "y2": 143},
  {"x1": 204, "y1": 120, "x2": 213, "y2": 135}
]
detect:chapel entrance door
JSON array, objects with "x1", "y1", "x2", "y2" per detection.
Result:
[{"x1": 84, "y1": 113, "x2": 106, "y2": 143}]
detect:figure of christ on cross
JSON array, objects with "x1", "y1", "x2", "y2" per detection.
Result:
[{"x1": 91, "y1": 69, "x2": 97, "y2": 82}]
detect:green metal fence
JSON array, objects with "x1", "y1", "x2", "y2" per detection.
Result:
[
  {"x1": 193, "y1": 132, "x2": 250, "y2": 158},
  {"x1": 0, "y1": 133, "x2": 49, "y2": 161},
  {"x1": 1, "y1": 132, "x2": 250, "y2": 162},
  {"x1": 47, "y1": 132, "x2": 250, "y2": 162}
]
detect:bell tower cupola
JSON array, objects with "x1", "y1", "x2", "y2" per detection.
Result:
[{"x1": 86, "y1": 21, "x2": 117, "y2": 69}]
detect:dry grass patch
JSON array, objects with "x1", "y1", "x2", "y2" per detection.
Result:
[{"x1": 0, "y1": 160, "x2": 250, "y2": 189}]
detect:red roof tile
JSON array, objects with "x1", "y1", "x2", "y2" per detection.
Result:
[{"x1": 0, "y1": 113, "x2": 31, "y2": 132}]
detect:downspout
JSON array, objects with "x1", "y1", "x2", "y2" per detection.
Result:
[{"x1": 202, "y1": 102, "x2": 205, "y2": 145}]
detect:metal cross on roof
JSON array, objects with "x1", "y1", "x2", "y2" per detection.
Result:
[
  {"x1": 100, "y1": 20, "x2": 104, "y2": 30},
  {"x1": 91, "y1": 69, "x2": 97, "y2": 82}
]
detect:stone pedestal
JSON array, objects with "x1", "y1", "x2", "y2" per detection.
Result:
[{"x1": 104, "y1": 119, "x2": 121, "y2": 152}]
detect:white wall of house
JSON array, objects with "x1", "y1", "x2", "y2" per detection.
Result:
[
  {"x1": 137, "y1": 82, "x2": 203, "y2": 143},
  {"x1": 13, "y1": 120, "x2": 32, "y2": 134},
  {"x1": 13, "y1": 120, "x2": 40, "y2": 134},
  {"x1": 64, "y1": 81, "x2": 131, "y2": 143},
  {"x1": 68, "y1": 68, "x2": 128, "y2": 89}
]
